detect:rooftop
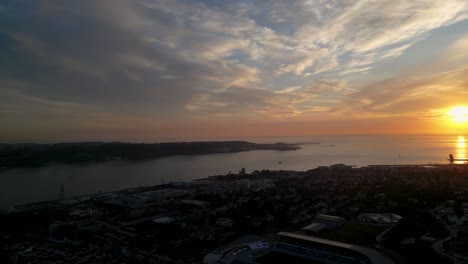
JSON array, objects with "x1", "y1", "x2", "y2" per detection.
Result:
[{"x1": 278, "y1": 232, "x2": 395, "y2": 264}]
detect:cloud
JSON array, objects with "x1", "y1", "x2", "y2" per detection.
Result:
[
  {"x1": 185, "y1": 79, "x2": 346, "y2": 119},
  {"x1": 0, "y1": 0, "x2": 467, "y2": 139},
  {"x1": 186, "y1": 86, "x2": 294, "y2": 119},
  {"x1": 335, "y1": 66, "x2": 468, "y2": 119},
  {"x1": 290, "y1": 0, "x2": 467, "y2": 75},
  {"x1": 0, "y1": 0, "x2": 264, "y2": 117}
]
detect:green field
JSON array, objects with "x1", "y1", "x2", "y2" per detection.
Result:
[{"x1": 319, "y1": 222, "x2": 387, "y2": 246}]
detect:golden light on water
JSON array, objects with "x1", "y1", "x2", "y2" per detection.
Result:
[
  {"x1": 448, "y1": 106, "x2": 468, "y2": 124},
  {"x1": 455, "y1": 136, "x2": 466, "y2": 164},
  {"x1": 458, "y1": 136, "x2": 466, "y2": 148}
]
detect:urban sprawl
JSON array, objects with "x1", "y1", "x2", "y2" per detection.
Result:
[{"x1": 1, "y1": 163, "x2": 468, "y2": 263}]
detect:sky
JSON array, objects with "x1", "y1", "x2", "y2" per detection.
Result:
[{"x1": 1, "y1": 0, "x2": 468, "y2": 141}]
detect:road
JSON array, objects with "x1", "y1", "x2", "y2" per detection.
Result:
[{"x1": 432, "y1": 236, "x2": 455, "y2": 262}]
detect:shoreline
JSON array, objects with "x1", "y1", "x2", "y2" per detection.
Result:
[
  {"x1": 0, "y1": 141, "x2": 300, "y2": 169},
  {"x1": 8, "y1": 162, "x2": 466, "y2": 213}
]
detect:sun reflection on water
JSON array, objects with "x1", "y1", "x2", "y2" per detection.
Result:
[{"x1": 455, "y1": 136, "x2": 466, "y2": 164}]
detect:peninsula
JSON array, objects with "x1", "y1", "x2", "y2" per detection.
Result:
[{"x1": 0, "y1": 141, "x2": 299, "y2": 168}]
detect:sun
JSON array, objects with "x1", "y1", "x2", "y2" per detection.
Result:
[{"x1": 448, "y1": 106, "x2": 468, "y2": 123}]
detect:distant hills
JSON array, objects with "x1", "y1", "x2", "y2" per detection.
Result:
[{"x1": 0, "y1": 141, "x2": 299, "y2": 168}]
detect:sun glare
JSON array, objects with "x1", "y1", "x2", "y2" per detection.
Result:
[
  {"x1": 456, "y1": 136, "x2": 466, "y2": 162},
  {"x1": 448, "y1": 106, "x2": 468, "y2": 123}
]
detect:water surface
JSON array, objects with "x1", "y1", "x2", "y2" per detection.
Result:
[{"x1": 0, "y1": 135, "x2": 465, "y2": 210}]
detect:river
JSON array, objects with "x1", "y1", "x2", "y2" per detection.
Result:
[{"x1": 0, "y1": 135, "x2": 466, "y2": 210}]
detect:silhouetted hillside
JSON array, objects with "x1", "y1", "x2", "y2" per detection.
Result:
[{"x1": 0, "y1": 141, "x2": 299, "y2": 168}]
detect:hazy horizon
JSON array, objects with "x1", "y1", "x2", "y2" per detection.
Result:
[{"x1": 1, "y1": 133, "x2": 467, "y2": 145}]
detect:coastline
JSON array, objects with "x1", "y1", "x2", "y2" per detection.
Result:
[{"x1": 10, "y1": 162, "x2": 467, "y2": 213}]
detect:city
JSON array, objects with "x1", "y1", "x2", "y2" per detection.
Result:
[
  {"x1": 2, "y1": 163, "x2": 467, "y2": 263},
  {"x1": 1, "y1": 0, "x2": 468, "y2": 263}
]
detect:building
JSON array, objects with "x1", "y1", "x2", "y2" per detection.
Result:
[
  {"x1": 205, "y1": 232, "x2": 395, "y2": 264},
  {"x1": 301, "y1": 222, "x2": 328, "y2": 234},
  {"x1": 239, "y1": 168, "x2": 246, "y2": 175},
  {"x1": 358, "y1": 213, "x2": 402, "y2": 224},
  {"x1": 313, "y1": 214, "x2": 345, "y2": 228},
  {"x1": 180, "y1": 199, "x2": 211, "y2": 208}
]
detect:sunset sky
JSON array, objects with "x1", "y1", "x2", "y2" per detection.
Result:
[{"x1": 1, "y1": 0, "x2": 468, "y2": 141}]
